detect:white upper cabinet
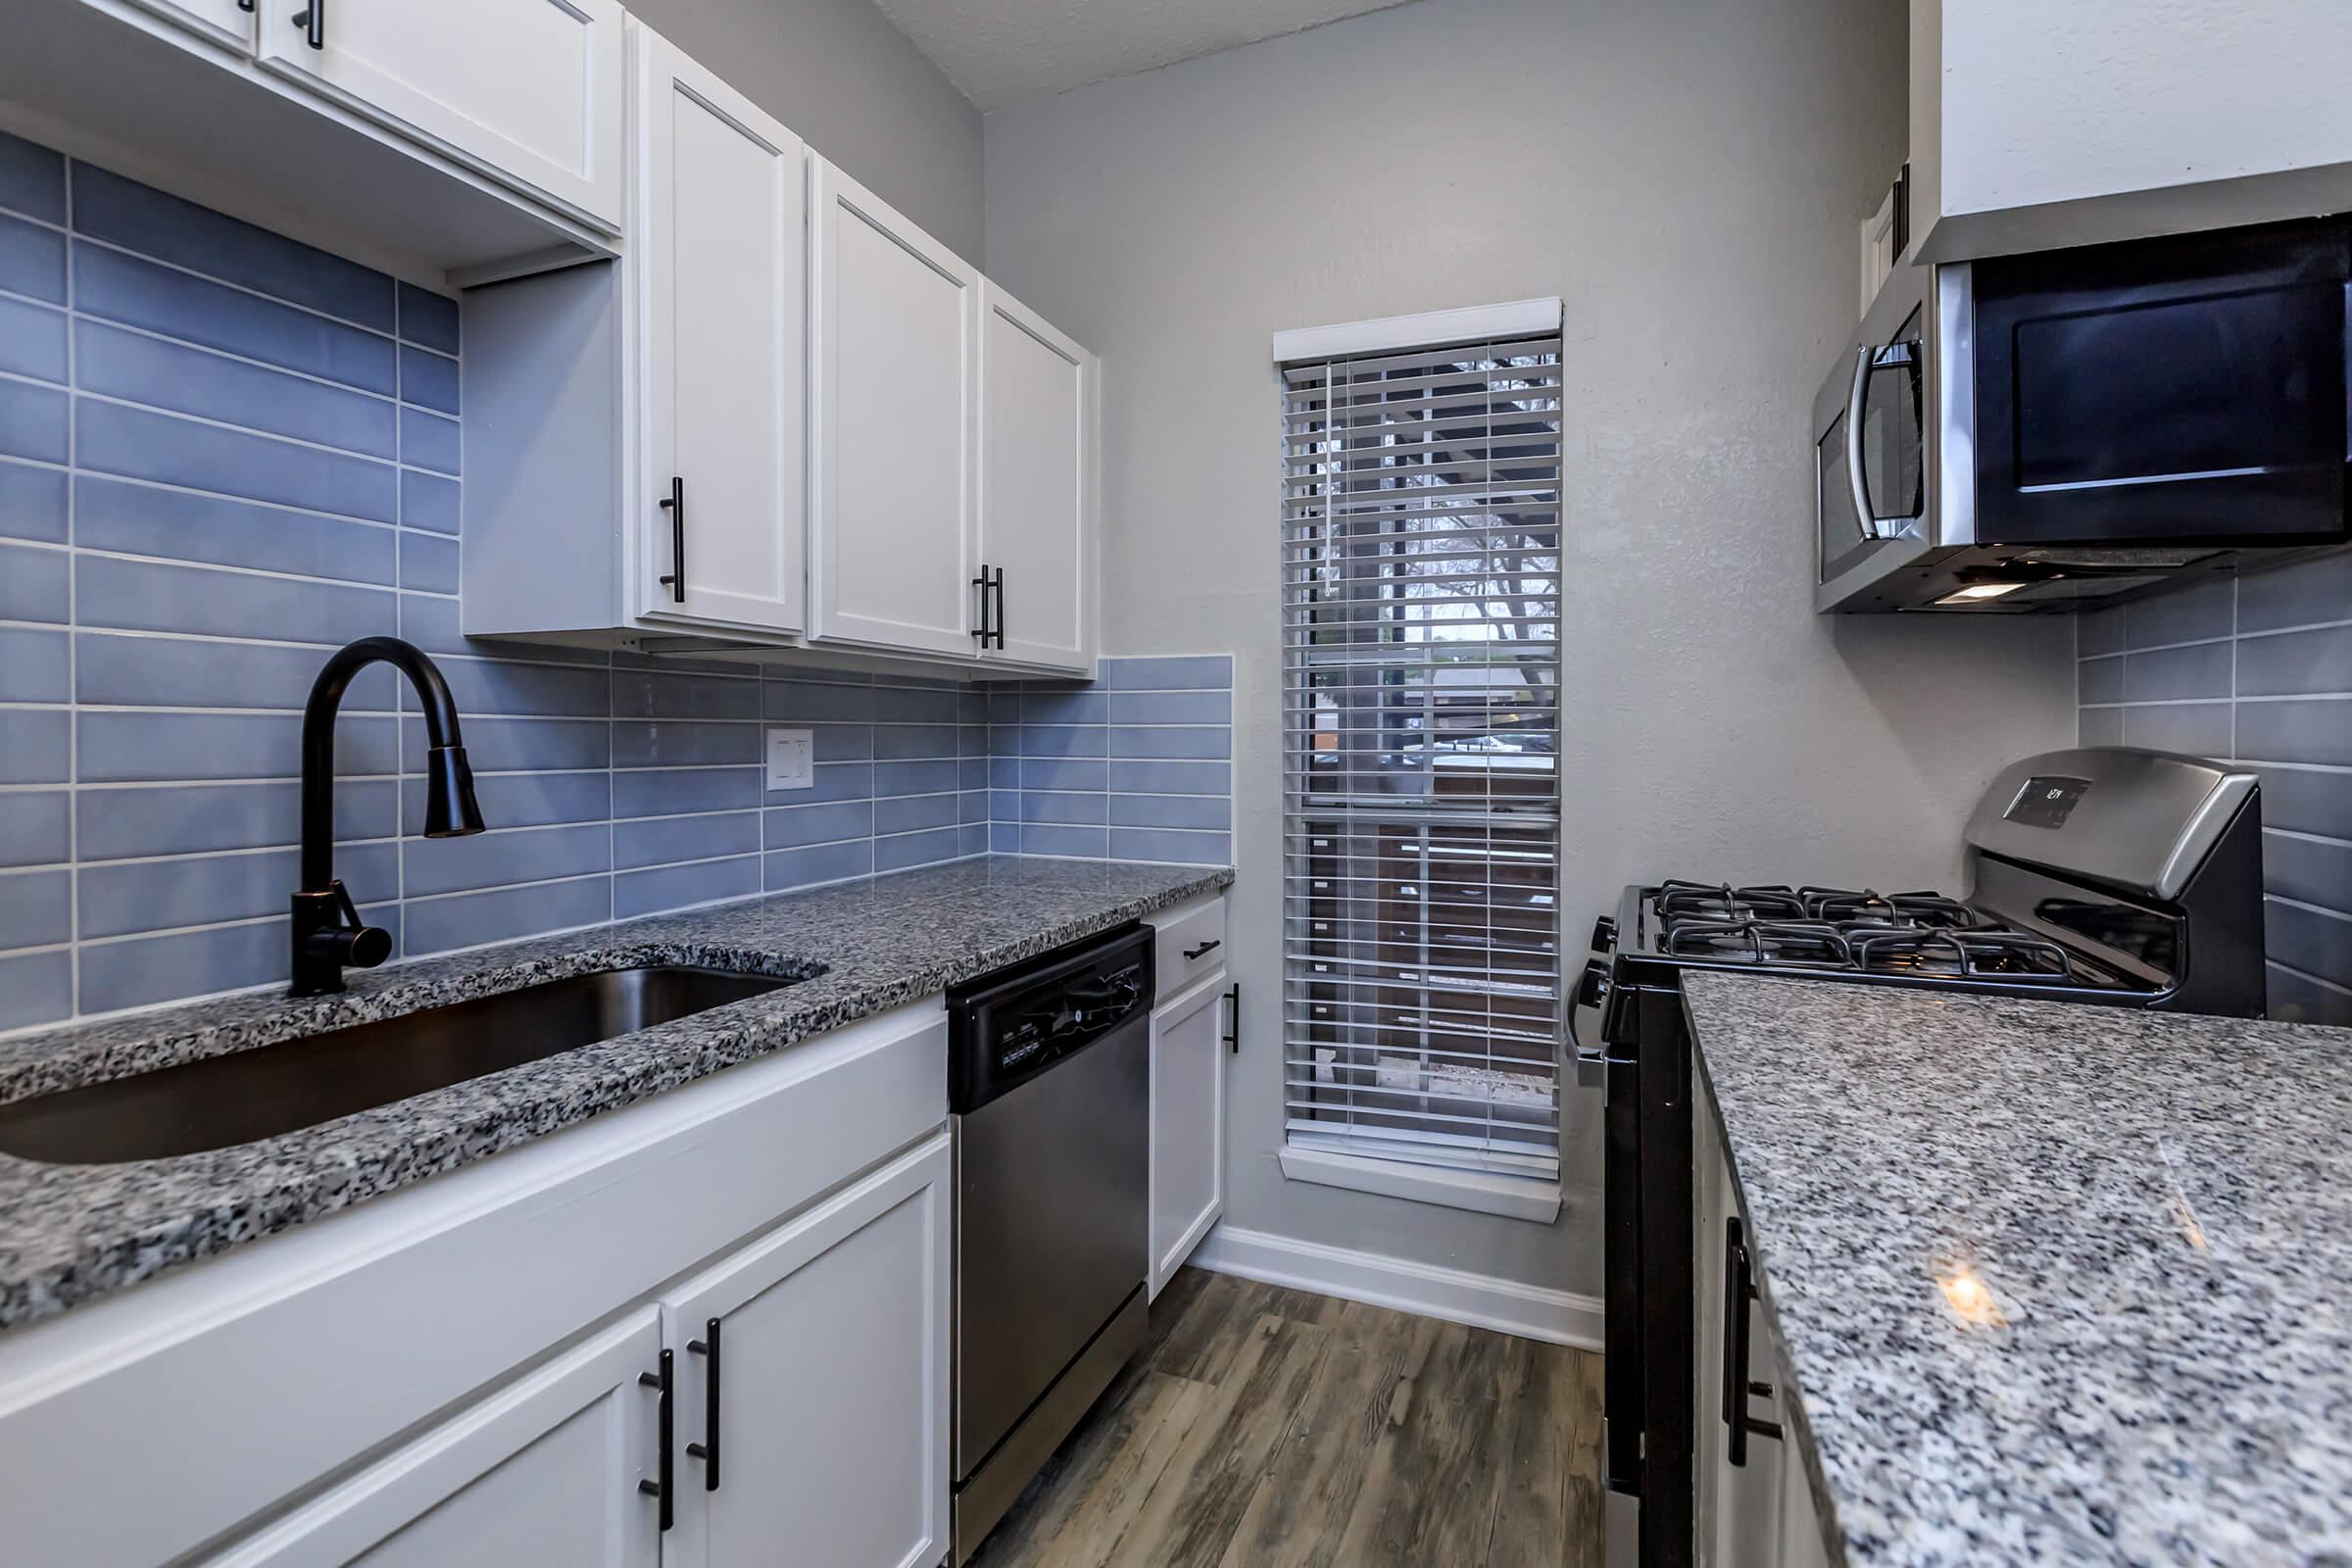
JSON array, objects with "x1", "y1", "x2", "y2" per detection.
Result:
[
  {"x1": 1910, "y1": 0, "x2": 2352, "y2": 261},
  {"x1": 256, "y1": 0, "x2": 625, "y2": 231},
  {"x1": 631, "y1": 23, "x2": 807, "y2": 636},
  {"x1": 979, "y1": 282, "x2": 1097, "y2": 675},
  {"x1": 808, "y1": 155, "x2": 984, "y2": 661},
  {"x1": 122, "y1": 0, "x2": 256, "y2": 52}
]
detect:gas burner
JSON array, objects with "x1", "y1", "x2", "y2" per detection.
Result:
[
  {"x1": 1849, "y1": 926, "x2": 2081, "y2": 982},
  {"x1": 1663, "y1": 918, "x2": 1854, "y2": 966},
  {"x1": 1797, "y1": 887, "x2": 1977, "y2": 928},
  {"x1": 1653, "y1": 881, "x2": 1808, "y2": 923}
]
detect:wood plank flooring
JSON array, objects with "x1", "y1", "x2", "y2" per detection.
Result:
[{"x1": 968, "y1": 1268, "x2": 1605, "y2": 1568}]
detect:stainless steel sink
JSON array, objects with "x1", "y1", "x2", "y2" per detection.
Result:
[{"x1": 0, "y1": 966, "x2": 798, "y2": 1165}]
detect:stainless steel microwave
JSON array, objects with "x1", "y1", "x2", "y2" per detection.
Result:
[{"x1": 1814, "y1": 220, "x2": 2352, "y2": 612}]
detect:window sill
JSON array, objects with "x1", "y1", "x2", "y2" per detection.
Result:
[{"x1": 1278, "y1": 1146, "x2": 1562, "y2": 1224}]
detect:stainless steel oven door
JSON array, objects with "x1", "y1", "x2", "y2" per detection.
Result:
[{"x1": 1813, "y1": 264, "x2": 1977, "y2": 612}]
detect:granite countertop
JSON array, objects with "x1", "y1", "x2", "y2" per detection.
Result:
[
  {"x1": 0, "y1": 857, "x2": 1231, "y2": 1335},
  {"x1": 1682, "y1": 970, "x2": 2352, "y2": 1568}
]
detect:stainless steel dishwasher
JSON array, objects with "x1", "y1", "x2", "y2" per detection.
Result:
[{"x1": 948, "y1": 923, "x2": 1152, "y2": 1563}]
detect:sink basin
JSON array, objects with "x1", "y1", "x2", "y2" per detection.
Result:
[{"x1": 0, "y1": 966, "x2": 798, "y2": 1165}]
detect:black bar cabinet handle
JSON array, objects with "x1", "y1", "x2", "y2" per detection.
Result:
[
  {"x1": 1183, "y1": 938, "x2": 1222, "y2": 960},
  {"x1": 639, "y1": 1349, "x2": 674, "y2": 1530},
  {"x1": 1722, "y1": 1218, "x2": 1784, "y2": 1466},
  {"x1": 686, "y1": 1317, "x2": 721, "y2": 1491},
  {"x1": 1222, "y1": 982, "x2": 1240, "y2": 1054},
  {"x1": 658, "y1": 476, "x2": 685, "y2": 604},
  {"x1": 290, "y1": 0, "x2": 322, "y2": 47},
  {"x1": 237, "y1": 0, "x2": 255, "y2": 11},
  {"x1": 970, "y1": 565, "x2": 1004, "y2": 649}
]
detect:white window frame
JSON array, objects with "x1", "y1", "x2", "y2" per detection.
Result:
[{"x1": 1274, "y1": 299, "x2": 1567, "y2": 1223}]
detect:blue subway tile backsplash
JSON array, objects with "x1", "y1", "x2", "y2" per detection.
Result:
[
  {"x1": 2078, "y1": 558, "x2": 2352, "y2": 1026},
  {"x1": 0, "y1": 127, "x2": 1231, "y2": 1031}
]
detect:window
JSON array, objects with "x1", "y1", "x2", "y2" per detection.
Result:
[{"x1": 1279, "y1": 321, "x2": 1565, "y2": 1186}]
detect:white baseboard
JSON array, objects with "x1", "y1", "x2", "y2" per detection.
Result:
[{"x1": 1187, "y1": 1224, "x2": 1604, "y2": 1351}]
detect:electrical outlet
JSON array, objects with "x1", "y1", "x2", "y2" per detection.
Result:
[{"x1": 765, "y1": 727, "x2": 813, "y2": 791}]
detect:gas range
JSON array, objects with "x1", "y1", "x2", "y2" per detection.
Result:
[
  {"x1": 1608, "y1": 877, "x2": 2149, "y2": 1000},
  {"x1": 1589, "y1": 748, "x2": 2270, "y2": 1568}
]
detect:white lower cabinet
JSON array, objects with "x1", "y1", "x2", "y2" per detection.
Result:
[
  {"x1": 1148, "y1": 970, "x2": 1229, "y2": 1299},
  {"x1": 208, "y1": 1309, "x2": 664, "y2": 1568},
  {"x1": 663, "y1": 1135, "x2": 951, "y2": 1568},
  {"x1": 0, "y1": 1003, "x2": 949, "y2": 1568},
  {"x1": 1693, "y1": 1070, "x2": 1821, "y2": 1568}
]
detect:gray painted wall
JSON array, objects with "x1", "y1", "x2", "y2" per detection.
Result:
[
  {"x1": 626, "y1": 0, "x2": 983, "y2": 262},
  {"x1": 983, "y1": 0, "x2": 2080, "y2": 1297}
]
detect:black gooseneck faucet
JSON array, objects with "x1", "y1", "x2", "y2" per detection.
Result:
[{"x1": 289, "y1": 637, "x2": 486, "y2": 998}]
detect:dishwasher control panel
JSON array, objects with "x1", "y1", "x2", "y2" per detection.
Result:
[{"x1": 947, "y1": 926, "x2": 1154, "y2": 1113}]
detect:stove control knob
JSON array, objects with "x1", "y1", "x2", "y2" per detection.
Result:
[
  {"x1": 1591, "y1": 916, "x2": 1618, "y2": 955},
  {"x1": 1577, "y1": 958, "x2": 1612, "y2": 1011}
]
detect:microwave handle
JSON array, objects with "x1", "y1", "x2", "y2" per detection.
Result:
[{"x1": 1845, "y1": 342, "x2": 1919, "y2": 542}]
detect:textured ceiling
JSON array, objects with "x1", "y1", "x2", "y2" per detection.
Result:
[{"x1": 870, "y1": 0, "x2": 1421, "y2": 111}]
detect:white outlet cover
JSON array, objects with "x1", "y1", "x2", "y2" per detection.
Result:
[{"x1": 765, "y1": 727, "x2": 813, "y2": 791}]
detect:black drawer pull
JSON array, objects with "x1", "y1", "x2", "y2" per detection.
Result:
[
  {"x1": 1182, "y1": 938, "x2": 1222, "y2": 960},
  {"x1": 639, "y1": 1349, "x2": 674, "y2": 1529},
  {"x1": 687, "y1": 1317, "x2": 721, "y2": 1491}
]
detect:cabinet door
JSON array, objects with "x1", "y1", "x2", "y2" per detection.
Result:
[
  {"x1": 119, "y1": 0, "x2": 256, "y2": 52},
  {"x1": 631, "y1": 24, "x2": 807, "y2": 636},
  {"x1": 663, "y1": 1134, "x2": 951, "y2": 1568},
  {"x1": 206, "y1": 1309, "x2": 662, "y2": 1568},
  {"x1": 256, "y1": 0, "x2": 624, "y2": 230},
  {"x1": 978, "y1": 283, "x2": 1095, "y2": 674},
  {"x1": 1149, "y1": 972, "x2": 1227, "y2": 1299},
  {"x1": 1693, "y1": 1088, "x2": 1785, "y2": 1567},
  {"x1": 808, "y1": 156, "x2": 981, "y2": 660}
]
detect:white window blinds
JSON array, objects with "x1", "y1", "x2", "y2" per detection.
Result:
[{"x1": 1280, "y1": 334, "x2": 1565, "y2": 1182}]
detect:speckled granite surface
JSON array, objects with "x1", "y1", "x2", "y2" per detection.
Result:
[
  {"x1": 0, "y1": 858, "x2": 1229, "y2": 1334},
  {"x1": 1683, "y1": 971, "x2": 2352, "y2": 1568}
]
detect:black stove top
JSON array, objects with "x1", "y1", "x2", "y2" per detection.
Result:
[{"x1": 1619, "y1": 880, "x2": 2147, "y2": 997}]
